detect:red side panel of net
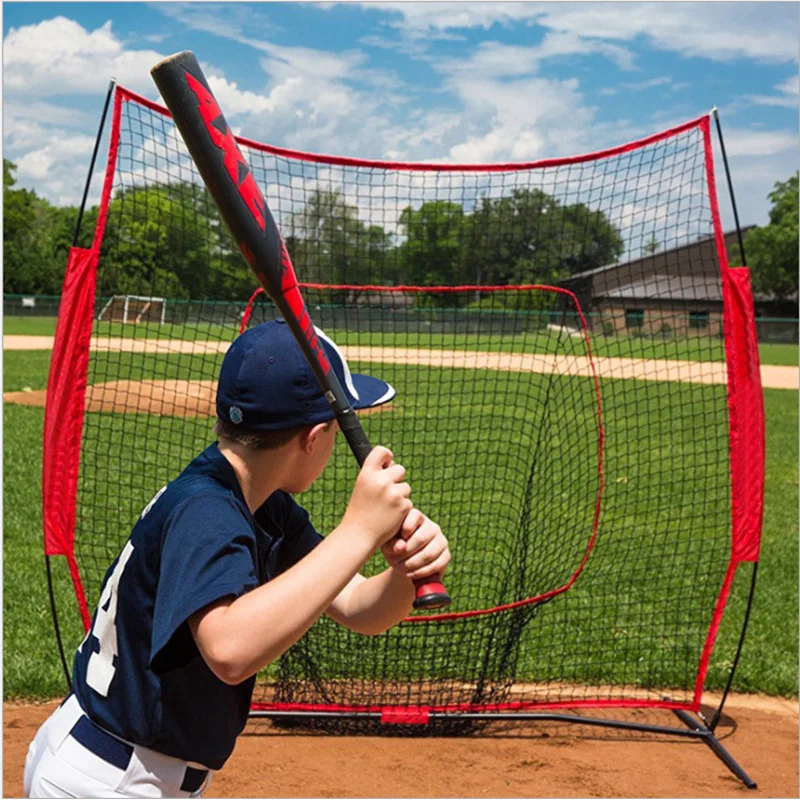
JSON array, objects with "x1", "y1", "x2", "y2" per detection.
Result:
[
  {"x1": 42, "y1": 246, "x2": 98, "y2": 631},
  {"x1": 42, "y1": 89, "x2": 122, "y2": 633},
  {"x1": 723, "y1": 268, "x2": 766, "y2": 563},
  {"x1": 702, "y1": 117, "x2": 765, "y2": 565}
]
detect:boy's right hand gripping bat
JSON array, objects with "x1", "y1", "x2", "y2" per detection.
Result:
[{"x1": 151, "y1": 51, "x2": 451, "y2": 610}]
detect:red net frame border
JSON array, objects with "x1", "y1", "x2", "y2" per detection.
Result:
[{"x1": 41, "y1": 84, "x2": 765, "y2": 716}]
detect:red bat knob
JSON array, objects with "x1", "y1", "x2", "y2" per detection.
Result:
[{"x1": 412, "y1": 575, "x2": 451, "y2": 610}]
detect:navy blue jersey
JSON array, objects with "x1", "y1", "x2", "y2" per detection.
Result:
[{"x1": 72, "y1": 443, "x2": 323, "y2": 770}]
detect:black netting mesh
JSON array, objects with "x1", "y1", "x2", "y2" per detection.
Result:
[{"x1": 72, "y1": 89, "x2": 732, "y2": 727}]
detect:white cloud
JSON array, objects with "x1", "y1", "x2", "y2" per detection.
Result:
[
  {"x1": 367, "y1": 2, "x2": 798, "y2": 64},
  {"x1": 776, "y1": 74, "x2": 800, "y2": 96},
  {"x1": 157, "y1": 3, "x2": 366, "y2": 83},
  {"x1": 742, "y1": 95, "x2": 798, "y2": 110},
  {"x1": 440, "y1": 75, "x2": 595, "y2": 162},
  {"x1": 438, "y1": 41, "x2": 543, "y2": 79},
  {"x1": 621, "y1": 76, "x2": 673, "y2": 91},
  {"x1": 598, "y1": 76, "x2": 675, "y2": 97},
  {"x1": 531, "y1": 3, "x2": 797, "y2": 63},
  {"x1": 722, "y1": 129, "x2": 798, "y2": 158},
  {"x1": 436, "y1": 36, "x2": 633, "y2": 81},
  {"x1": 11, "y1": 132, "x2": 101, "y2": 208},
  {"x1": 361, "y1": 2, "x2": 543, "y2": 34},
  {"x1": 3, "y1": 16, "x2": 165, "y2": 97},
  {"x1": 4, "y1": 102, "x2": 93, "y2": 152},
  {"x1": 528, "y1": 30, "x2": 635, "y2": 71},
  {"x1": 742, "y1": 75, "x2": 800, "y2": 109},
  {"x1": 148, "y1": 3, "x2": 404, "y2": 159},
  {"x1": 205, "y1": 74, "x2": 285, "y2": 116}
]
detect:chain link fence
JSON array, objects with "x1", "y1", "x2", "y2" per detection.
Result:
[{"x1": 4, "y1": 294, "x2": 798, "y2": 344}]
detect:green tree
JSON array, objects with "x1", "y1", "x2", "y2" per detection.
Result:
[
  {"x1": 3, "y1": 159, "x2": 77, "y2": 294},
  {"x1": 99, "y1": 181, "x2": 253, "y2": 300},
  {"x1": 464, "y1": 189, "x2": 624, "y2": 293},
  {"x1": 288, "y1": 189, "x2": 392, "y2": 288},
  {"x1": 397, "y1": 201, "x2": 467, "y2": 286},
  {"x1": 745, "y1": 174, "x2": 798, "y2": 303}
]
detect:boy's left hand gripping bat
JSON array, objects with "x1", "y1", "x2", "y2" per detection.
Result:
[{"x1": 151, "y1": 51, "x2": 450, "y2": 610}]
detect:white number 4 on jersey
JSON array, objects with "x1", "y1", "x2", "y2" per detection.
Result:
[{"x1": 85, "y1": 540, "x2": 135, "y2": 697}]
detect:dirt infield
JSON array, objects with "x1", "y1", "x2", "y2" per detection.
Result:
[
  {"x1": 3, "y1": 335, "x2": 798, "y2": 390},
  {"x1": 3, "y1": 381, "x2": 394, "y2": 418},
  {"x1": 4, "y1": 694, "x2": 797, "y2": 798}
]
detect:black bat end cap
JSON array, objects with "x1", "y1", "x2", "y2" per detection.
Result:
[
  {"x1": 413, "y1": 591, "x2": 452, "y2": 611},
  {"x1": 150, "y1": 50, "x2": 195, "y2": 77}
]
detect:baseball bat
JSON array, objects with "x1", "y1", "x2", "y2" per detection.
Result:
[{"x1": 151, "y1": 51, "x2": 450, "y2": 610}]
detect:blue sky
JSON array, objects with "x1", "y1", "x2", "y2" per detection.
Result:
[{"x1": 3, "y1": 2, "x2": 798, "y2": 229}]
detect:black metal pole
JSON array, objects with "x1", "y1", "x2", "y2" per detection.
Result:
[
  {"x1": 711, "y1": 106, "x2": 761, "y2": 732},
  {"x1": 709, "y1": 562, "x2": 759, "y2": 732},
  {"x1": 47, "y1": 79, "x2": 115, "y2": 694},
  {"x1": 251, "y1": 709, "x2": 707, "y2": 738},
  {"x1": 673, "y1": 709, "x2": 757, "y2": 789},
  {"x1": 45, "y1": 556, "x2": 72, "y2": 693},
  {"x1": 253, "y1": 706, "x2": 758, "y2": 786},
  {"x1": 712, "y1": 107, "x2": 748, "y2": 267},
  {"x1": 72, "y1": 79, "x2": 116, "y2": 247}
]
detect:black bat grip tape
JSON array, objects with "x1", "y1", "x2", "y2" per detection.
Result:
[{"x1": 336, "y1": 409, "x2": 373, "y2": 467}]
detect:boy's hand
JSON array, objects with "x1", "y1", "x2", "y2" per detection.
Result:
[
  {"x1": 341, "y1": 447, "x2": 413, "y2": 549},
  {"x1": 381, "y1": 508, "x2": 450, "y2": 581}
]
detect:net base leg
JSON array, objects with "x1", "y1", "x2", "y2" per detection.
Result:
[{"x1": 672, "y1": 709, "x2": 757, "y2": 789}]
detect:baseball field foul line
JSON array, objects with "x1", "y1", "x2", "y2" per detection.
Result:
[{"x1": 3, "y1": 335, "x2": 797, "y2": 389}]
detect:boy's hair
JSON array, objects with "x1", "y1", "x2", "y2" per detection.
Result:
[{"x1": 214, "y1": 418, "x2": 331, "y2": 451}]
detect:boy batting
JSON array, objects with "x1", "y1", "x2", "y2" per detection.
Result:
[{"x1": 24, "y1": 319, "x2": 450, "y2": 797}]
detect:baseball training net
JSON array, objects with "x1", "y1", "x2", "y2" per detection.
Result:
[{"x1": 43, "y1": 85, "x2": 763, "y2": 732}]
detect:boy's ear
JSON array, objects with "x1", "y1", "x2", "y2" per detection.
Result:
[{"x1": 301, "y1": 423, "x2": 327, "y2": 455}]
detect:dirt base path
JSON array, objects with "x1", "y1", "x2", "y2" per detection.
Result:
[
  {"x1": 3, "y1": 335, "x2": 798, "y2": 390},
  {"x1": 5, "y1": 695, "x2": 797, "y2": 798}
]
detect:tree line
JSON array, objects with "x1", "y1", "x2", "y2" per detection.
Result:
[
  {"x1": 4, "y1": 158, "x2": 797, "y2": 310},
  {"x1": 4, "y1": 160, "x2": 76, "y2": 295}
]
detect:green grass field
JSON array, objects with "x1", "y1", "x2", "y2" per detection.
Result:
[
  {"x1": 5, "y1": 315, "x2": 798, "y2": 366},
  {"x1": 3, "y1": 345, "x2": 797, "y2": 701}
]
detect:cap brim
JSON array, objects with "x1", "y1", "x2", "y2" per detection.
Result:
[{"x1": 350, "y1": 373, "x2": 396, "y2": 410}]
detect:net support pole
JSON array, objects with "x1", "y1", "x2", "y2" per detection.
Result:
[
  {"x1": 709, "y1": 562, "x2": 759, "y2": 732},
  {"x1": 710, "y1": 106, "x2": 760, "y2": 733},
  {"x1": 255, "y1": 707, "x2": 757, "y2": 787},
  {"x1": 673, "y1": 709, "x2": 757, "y2": 789},
  {"x1": 72, "y1": 79, "x2": 116, "y2": 247},
  {"x1": 711, "y1": 107, "x2": 748, "y2": 267},
  {"x1": 45, "y1": 556, "x2": 72, "y2": 693},
  {"x1": 47, "y1": 79, "x2": 116, "y2": 692}
]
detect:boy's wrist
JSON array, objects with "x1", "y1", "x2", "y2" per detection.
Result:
[
  {"x1": 332, "y1": 520, "x2": 380, "y2": 559},
  {"x1": 389, "y1": 565, "x2": 416, "y2": 590}
]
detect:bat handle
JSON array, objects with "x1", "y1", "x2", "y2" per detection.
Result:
[{"x1": 412, "y1": 575, "x2": 451, "y2": 610}]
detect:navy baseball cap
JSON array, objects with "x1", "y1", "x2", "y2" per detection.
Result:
[{"x1": 216, "y1": 319, "x2": 396, "y2": 431}]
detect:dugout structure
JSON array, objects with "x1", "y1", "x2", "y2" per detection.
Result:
[{"x1": 43, "y1": 85, "x2": 764, "y2": 786}]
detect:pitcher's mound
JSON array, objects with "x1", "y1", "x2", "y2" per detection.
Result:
[{"x1": 5, "y1": 381, "x2": 393, "y2": 418}]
